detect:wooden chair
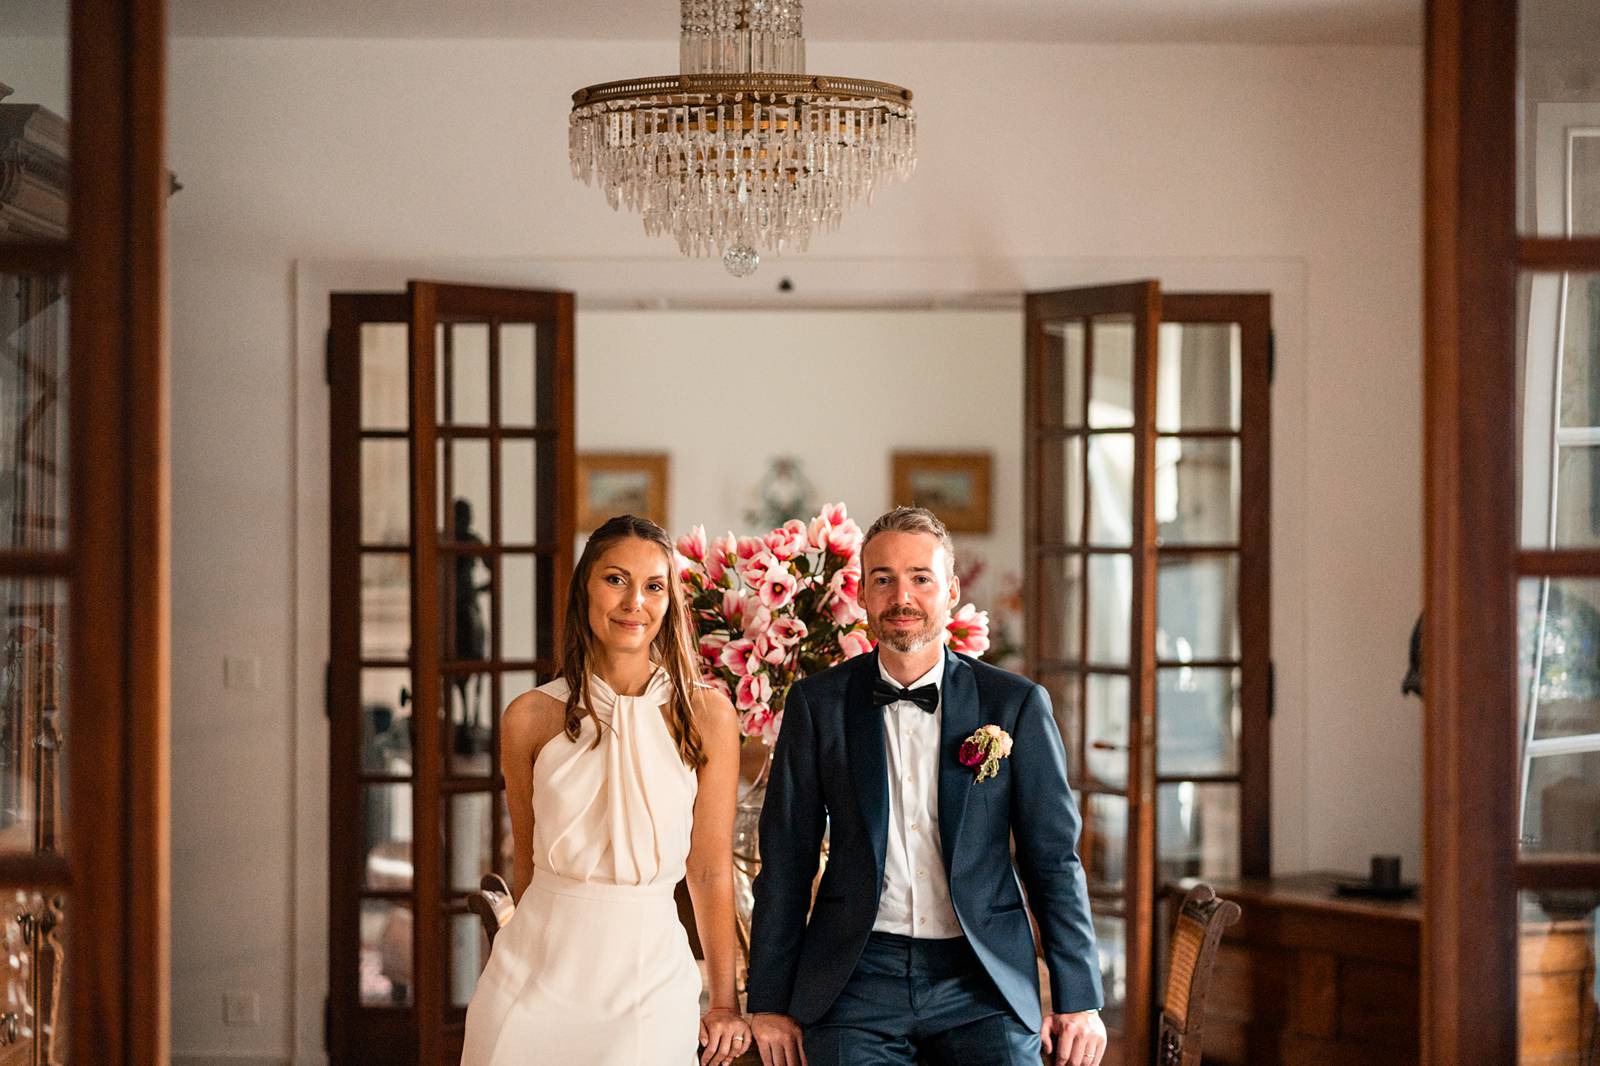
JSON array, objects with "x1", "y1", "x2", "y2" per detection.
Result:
[
  {"x1": 468, "y1": 872, "x2": 515, "y2": 948},
  {"x1": 1157, "y1": 882, "x2": 1242, "y2": 1066}
]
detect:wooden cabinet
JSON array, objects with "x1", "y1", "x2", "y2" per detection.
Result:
[{"x1": 1174, "y1": 874, "x2": 1597, "y2": 1065}]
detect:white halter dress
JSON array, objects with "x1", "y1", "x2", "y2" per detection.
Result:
[{"x1": 461, "y1": 669, "x2": 702, "y2": 1065}]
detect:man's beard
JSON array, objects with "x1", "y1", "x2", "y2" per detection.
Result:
[{"x1": 869, "y1": 608, "x2": 942, "y2": 653}]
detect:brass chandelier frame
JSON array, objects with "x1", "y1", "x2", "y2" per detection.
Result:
[{"x1": 571, "y1": 72, "x2": 914, "y2": 110}]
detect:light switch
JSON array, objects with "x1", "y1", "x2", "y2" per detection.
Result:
[{"x1": 223, "y1": 656, "x2": 260, "y2": 691}]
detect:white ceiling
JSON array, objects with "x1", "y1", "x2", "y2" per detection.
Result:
[{"x1": 2, "y1": 0, "x2": 1424, "y2": 46}]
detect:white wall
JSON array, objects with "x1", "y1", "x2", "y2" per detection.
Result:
[
  {"x1": 0, "y1": 30, "x2": 1427, "y2": 1065},
  {"x1": 575, "y1": 309, "x2": 1025, "y2": 607}
]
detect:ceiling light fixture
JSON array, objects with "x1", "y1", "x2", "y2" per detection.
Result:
[{"x1": 568, "y1": 0, "x2": 917, "y2": 277}]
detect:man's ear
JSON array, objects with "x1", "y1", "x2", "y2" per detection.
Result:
[{"x1": 947, "y1": 573, "x2": 961, "y2": 609}]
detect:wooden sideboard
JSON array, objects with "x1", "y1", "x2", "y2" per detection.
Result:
[{"x1": 1166, "y1": 873, "x2": 1597, "y2": 1065}]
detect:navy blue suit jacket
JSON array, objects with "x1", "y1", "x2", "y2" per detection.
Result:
[{"x1": 745, "y1": 649, "x2": 1103, "y2": 1030}]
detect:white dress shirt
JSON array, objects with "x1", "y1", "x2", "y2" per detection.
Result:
[{"x1": 872, "y1": 657, "x2": 964, "y2": 939}]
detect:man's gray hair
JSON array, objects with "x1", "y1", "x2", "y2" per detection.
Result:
[{"x1": 861, "y1": 506, "x2": 957, "y2": 579}]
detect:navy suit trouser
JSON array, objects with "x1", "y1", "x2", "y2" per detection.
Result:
[{"x1": 802, "y1": 932, "x2": 1041, "y2": 1066}]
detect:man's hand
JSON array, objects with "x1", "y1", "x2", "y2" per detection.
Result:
[
  {"x1": 750, "y1": 1012, "x2": 807, "y2": 1066},
  {"x1": 1040, "y1": 1009, "x2": 1107, "y2": 1066}
]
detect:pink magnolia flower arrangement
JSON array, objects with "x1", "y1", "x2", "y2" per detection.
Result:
[{"x1": 677, "y1": 503, "x2": 993, "y2": 743}]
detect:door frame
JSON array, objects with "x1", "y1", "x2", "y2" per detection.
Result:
[
  {"x1": 324, "y1": 284, "x2": 574, "y2": 1061},
  {"x1": 288, "y1": 255, "x2": 1309, "y2": 1062},
  {"x1": 1422, "y1": 0, "x2": 1600, "y2": 1059},
  {"x1": 0, "y1": 1, "x2": 173, "y2": 1062}
]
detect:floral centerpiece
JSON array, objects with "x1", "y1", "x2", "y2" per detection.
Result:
[{"x1": 676, "y1": 503, "x2": 991, "y2": 745}]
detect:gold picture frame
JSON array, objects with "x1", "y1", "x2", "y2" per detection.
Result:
[
  {"x1": 891, "y1": 451, "x2": 992, "y2": 534},
  {"x1": 576, "y1": 452, "x2": 670, "y2": 531}
]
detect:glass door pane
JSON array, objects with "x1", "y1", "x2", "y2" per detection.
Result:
[
  {"x1": 0, "y1": 233, "x2": 71, "y2": 1066},
  {"x1": 1521, "y1": 271, "x2": 1600, "y2": 549},
  {"x1": 1517, "y1": 577, "x2": 1600, "y2": 857},
  {"x1": 1519, "y1": 0, "x2": 1600, "y2": 238},
  {"x1": 1154, "y1": 438, "x2": 1239, "y2": 545},
  {"x1": 1089, "y1": 316, "x2": 1136, "y2": 429},
  {"x1": 0, "y1": 276, "x2": 68, "y2": 551},
  {"x1": 1156, "y1": 322, "x2": 1240, "y2": 432}
]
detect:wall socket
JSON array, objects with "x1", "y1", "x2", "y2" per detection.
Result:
[{"x1": 222, "y1": 990, "x2": 259, "y2": 1027}]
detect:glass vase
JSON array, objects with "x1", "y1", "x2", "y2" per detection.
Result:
[{"x1": 731, "y1": 743, "x2": 772, "y2": 956}]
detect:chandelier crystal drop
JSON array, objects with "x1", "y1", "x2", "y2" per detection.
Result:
[
  {"x1": 568, "y1": 0, "x2": 917, "y2": 276},
  {"x1": 722, "y1": 242, "x2": 761, "y2": 278}
]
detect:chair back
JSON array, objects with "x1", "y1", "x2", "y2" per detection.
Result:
[
  {"x1": 1159, "y1": 883, "x2": 1242, "y2": 1066},
  {"x1": 468, "y1": 873, "x2": 515, "y2": 948}
]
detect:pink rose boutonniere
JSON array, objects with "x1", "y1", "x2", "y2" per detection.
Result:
[{"x1": 957, "y1": 724, "x2": 1014, "y2": 783}]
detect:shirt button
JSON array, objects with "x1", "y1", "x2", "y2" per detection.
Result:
[
  {"x1": 918, "y1": 869, "x2": 927, "y2": 878},
  {"x1": 908, "y1": 823, "x2": 918, "y2": 831},
  {"x1": 918, "y1": 917, "x2": 926, "y2": 926}
]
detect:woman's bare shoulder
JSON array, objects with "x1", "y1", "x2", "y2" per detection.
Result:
[
  {"x1": 689, "y1": 685, "x2": 739, "y2": 740},
  {"x1": 503, "y1": 686, "x2": 566, "y2": 747}
]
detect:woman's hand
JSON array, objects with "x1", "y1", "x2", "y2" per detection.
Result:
[{"x1": 699, "y1": 1007, "x2": 752, "y2": 1066}]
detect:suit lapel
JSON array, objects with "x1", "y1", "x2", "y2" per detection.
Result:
[
  {"x1": 938, "y1": 650, "x2": 979, "y2": 876},
  {"x1": 844, "y1": 652, "x2": 890, "y2": 884}
]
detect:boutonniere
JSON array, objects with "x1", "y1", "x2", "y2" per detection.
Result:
[{"x1": 958, "y1": 724, "x2": 1013, "y2": 782}]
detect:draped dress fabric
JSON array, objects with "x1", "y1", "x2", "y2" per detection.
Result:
[{"x1": 461, "y1": 669, "x2": 702, "y2": 1065}]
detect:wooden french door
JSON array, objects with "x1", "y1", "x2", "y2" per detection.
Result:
[
  {"x1": 0, "y1": 1, "x2": 169, "y2": 1063},
  {"x1": 1026, "y1": 281, "x2": 1162, "y2": 1066},
  {"x1": 1155, "y1": 293, "x2": 1272, "y2": 887},
  {"x1": 328, "y1": 283, "x2": 574, "y2": 1064},
  {"x1": 1424, "y1": 0, "x2": 1600, "y2": 1061},
  {"x1": 1024, "y1": 282, "x2": 1270, "y2": 1065}
]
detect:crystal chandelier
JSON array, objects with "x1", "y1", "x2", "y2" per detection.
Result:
[{"x1": 568, "y1": 0, "x2": 917, "y2": 276}]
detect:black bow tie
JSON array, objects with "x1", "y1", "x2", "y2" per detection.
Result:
[{"x1": 870, "y1": 677, "x2": 940, "y2": 714}]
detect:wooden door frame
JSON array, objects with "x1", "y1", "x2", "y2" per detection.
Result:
[
  {"x1": 1421, "y1": 4, "x2": 1518, "y2": 1059},
  {"x1": 69, "y1": 0, "x2": 170, "y2": 1061},
  {"x1": 1423, "y1": 0, "x2": 1600, "y2": 1060},
  {"x1": 0, "y1": 0, "x2": 177, "y2": 1061},
  {"x1": 1024, "y1": 281, "x2": 1162, "y2": 1066}
]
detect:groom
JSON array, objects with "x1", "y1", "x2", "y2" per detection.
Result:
[{"x1": 747, "y1": 507, "x2": 1106, "y2": 1066}]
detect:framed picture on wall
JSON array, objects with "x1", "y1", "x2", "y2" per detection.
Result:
[
  {"x1": 576, "y1": 452, "x2": 670, "y2": 531},
  {"x1": 891, "y1": 451, "x2": 992, "y2": 533}
]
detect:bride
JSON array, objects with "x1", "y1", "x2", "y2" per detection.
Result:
[{"x1": 462, "y1": 515, "x2": 751, "y2": 1066}]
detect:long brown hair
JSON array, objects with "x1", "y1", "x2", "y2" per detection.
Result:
[{"x1": 560, "y1": 514, "x2": 707, "y2": 770}]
